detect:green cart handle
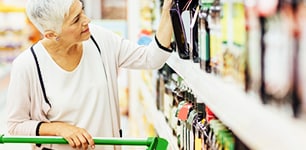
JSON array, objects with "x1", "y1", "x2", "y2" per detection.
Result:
[{"x1": 0, "y1": 135, "x2": 168, "y2": 150}]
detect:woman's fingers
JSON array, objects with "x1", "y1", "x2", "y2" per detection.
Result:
[
  {"x1": 56, "y1": 123, "x2": 94, "y2": 149},
  {"x1": 63, "y1": 129, "x2": 94, "y2": 149},
  {"x1": 82, "y1": 130, "x2": 95, "y2": 149},
  {"x1": 76, "y1": 128, "x2": 95, "y2": 150},
  {"x1": 66, "y1": 136, "x2": 77, "y2": 148},
  {"x1": 77, "y1": 133, "x2": 90, "y2": 150}
]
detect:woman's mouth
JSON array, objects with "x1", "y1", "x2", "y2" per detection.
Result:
[{"x1": 81, "y1": 28, "x2": 90, "y2": 34}]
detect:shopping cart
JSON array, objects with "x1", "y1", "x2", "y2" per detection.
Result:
[{"x1": 0, "y1": 134, "x2": 168, "y2": 150}]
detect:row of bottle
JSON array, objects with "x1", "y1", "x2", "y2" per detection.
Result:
[
  {"x1": 168, "y1": 0, "x2": 306, "y2": 117},
  {"x1": 155, "y1": 64, "x2": 249, "y2": 150},
  {"x1": 245, "y1": 0, "x2": 306, "y2": 118}
]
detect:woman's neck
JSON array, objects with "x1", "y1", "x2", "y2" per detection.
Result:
[
  {"x1": 40, "y1": 38, "x2": 84, "y2": 71},
  {"x1": 41, "y1": 38, "x2": 82, "y2": 56}
]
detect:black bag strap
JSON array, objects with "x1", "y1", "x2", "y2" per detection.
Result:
[
  {"x1": 31, "y1": 45, "x2": 51, "y2": 107},
  {"x1": 90, "y1": 35, "x2": 101, "y2": 54},
  {"x1": 30, "y1": 35, "x2": 101, "y2": 108},
  {"x1": 89, "y1": 34, "x2": 122, "y2": 136}
]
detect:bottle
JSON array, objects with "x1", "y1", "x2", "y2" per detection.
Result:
[
  {"x1": 170, "y1": 0, "x2": 190, "y2": 59},
  {"x1": 257, "y1": 0, "x2": 280, "y2": 104},
  {"x1": 244, "y1": 0, "x2": 262, "y2": 93},
  {"x1": 189, "y1": 0, "x2": 200, "y2": 63},
  {"x1": 210, "y1": 0, "x2": 222, "y2": 75},
  {"x1": 232, "y1": 2, "x2": 247, "y2": 85},
  {"x1": 198, "y1": 0, "x2": 214, "y2": 73},
  {"x1": 156, "y1": 67, "x2": 165, "y2": 111},
  {"x1": 289, "y1": 0, "x2": 302, "y2": 117},
  {"x1": 297, "y1": 1, "x2": 306, "y2": 116}
]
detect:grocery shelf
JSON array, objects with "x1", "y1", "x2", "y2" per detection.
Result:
[
  {"x1": 166, "y1": 53, "x2": 306, "y2": 150},
  {"x1": 139, "y1": 80, "x2": 179, "y2": 150}
]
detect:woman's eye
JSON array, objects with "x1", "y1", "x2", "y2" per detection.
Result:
[{"x1": 74, "y1": 17, "x2": 80, "y2": 23}]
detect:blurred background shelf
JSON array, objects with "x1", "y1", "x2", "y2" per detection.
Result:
[{"x1": 0, "y1": 64, "x2": 10, "y2": 80}]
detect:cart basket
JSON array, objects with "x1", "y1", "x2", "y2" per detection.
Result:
[{"x1": 0, "y1": 134, "x2": 168, "y2": 150}]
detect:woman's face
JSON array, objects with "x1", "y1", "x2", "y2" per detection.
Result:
[{"x1": 59, "y1": 0, "x2": 91, "y2": 43}]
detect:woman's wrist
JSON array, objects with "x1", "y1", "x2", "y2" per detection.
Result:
[
  {"x1": 162, "y1": 0, "x2": 173, "y2": 11},
  {"x1": 39, "y1": 122, "x2": 63, "y2": 136}
]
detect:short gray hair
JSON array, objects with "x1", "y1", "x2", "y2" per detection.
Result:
[{"x1": 26, "y1": 0, "x2": 75, "y2": 34}]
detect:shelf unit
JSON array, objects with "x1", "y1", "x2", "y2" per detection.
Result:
[
  {"x1": 165, "y1": 52, "x2": 306, "y2": 150},
  {"x1": 128, "y1": 69, "x2": 179, "y2": 150},
  {"x1": 138, "y1": 80, "x2": 179, "y2": 150}
]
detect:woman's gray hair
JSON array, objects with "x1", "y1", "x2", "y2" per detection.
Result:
[{"x1": 26, "y1": 0, "x2": 75, "y2": 34}]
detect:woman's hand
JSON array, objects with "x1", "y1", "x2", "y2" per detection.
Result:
[
  {"x1": 39, "y1": 122, "x2": 95, "y2": 150},
  {"x1": 56, "y1": 123, "x2": 95, "y2": 150}
]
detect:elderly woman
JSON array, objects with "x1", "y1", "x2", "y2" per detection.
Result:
[{"x1": 6, "y1": 0, "x2": 173, "y2": 149}]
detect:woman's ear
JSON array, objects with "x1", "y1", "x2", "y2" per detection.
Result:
[{"x1": 44, "y1": 30, "x2": 58, "y2": 41}]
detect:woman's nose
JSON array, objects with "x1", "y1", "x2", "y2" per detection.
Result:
[{"x1": 82, "y1": 15, "x2": 91, "y2": 26}]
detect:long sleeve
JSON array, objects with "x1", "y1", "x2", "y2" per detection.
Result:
[
  {"x1": 6, "y1": 50, "x2": 50, "y2": 136},
  {"x1": 89, "y1": 24, "x2": 172, "y2": 70}
]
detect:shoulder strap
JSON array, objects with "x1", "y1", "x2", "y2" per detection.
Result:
[
  {"x1": 30, "y1": 46, "x2": 51, "y2": 107},
  {"x1": 90, "y1": 35, "x2": 101, "y2": 54},
  {"x1": 89, "y1": 34, "x2": 122, "y2": 137}
]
